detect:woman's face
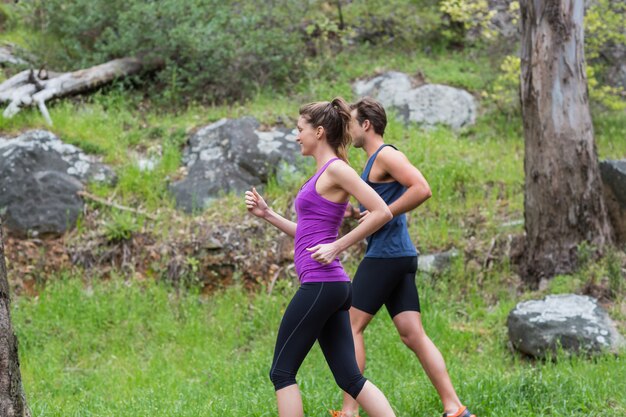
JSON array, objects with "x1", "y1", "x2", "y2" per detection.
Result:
[{"x1": 296, "y1": 115, "x2": 319, "y2": 156}]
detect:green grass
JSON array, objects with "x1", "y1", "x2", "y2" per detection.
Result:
[{"x1": 12, "y1": 275, "x2": 625, "y2": 417}]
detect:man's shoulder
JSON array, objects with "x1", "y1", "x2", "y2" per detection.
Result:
[{"x1": 377, "y1": 144, "x2": 409, "y2": 164}]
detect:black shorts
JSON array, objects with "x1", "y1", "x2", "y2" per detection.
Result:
[{"x1": 352, "y1": 256, "x2": 420, "y2": 318}]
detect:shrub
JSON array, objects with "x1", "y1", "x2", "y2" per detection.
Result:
[{"x1": 19, "y1": 0, "x2": 306, "y2": 103}]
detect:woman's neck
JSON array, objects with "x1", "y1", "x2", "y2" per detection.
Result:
[{"x1": 313, "y1": 147, "x2": 340, "y2": 170}]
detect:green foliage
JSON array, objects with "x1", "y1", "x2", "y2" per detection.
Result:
[
  {"x1": 18, "y1": 0, "x2": 306, "y2": 103},
  {"x1": 103, "y1": 210, "x2": 142, "y2": 242},
  {"x1": 584, "y1": 0, "x2": 626, "y2": 110},
  {"x1": 584, "y1": 0, "x2": 626, "y2": 62},
  {"x1": 0, "y1": 3, "x2": 16, "y2": 32},
  {"x1": 587, "y1": 66, "x2": 626, "y2": 112},
  {"x1": 486, "y1": 54, "x2": 520, "y2": 114},
  {"x1": 338, "y1": 0, "x2": 442, "y2": 48},
  {"x1": 439, "y1": 0, "x2": 497, "y2": 45},
  {"x1": 606, "y1": 250, "x2": 624, "y2": 297}
]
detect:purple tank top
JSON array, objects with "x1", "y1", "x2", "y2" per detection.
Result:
[{"x1": 294, "y1": 158, "x2": 350, "y2": 283}]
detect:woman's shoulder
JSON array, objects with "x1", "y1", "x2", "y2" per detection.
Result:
[
  {"x1": 327, "y1": 158, "x2": 353, "y2": 173},
  {"x1": 326, "y1": 158, "x2": 359, "y2": 181}
]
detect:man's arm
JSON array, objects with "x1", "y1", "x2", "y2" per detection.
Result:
[{"x1": 376, "y1": 147, "x2": 431, "y2": 216}]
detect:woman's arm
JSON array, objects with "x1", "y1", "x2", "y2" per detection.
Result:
[
  {"x1": 245, "y1": 187, "x2": 297, "y2": 237},
  {"x1": 306, "y1": 163, "x2": 392, "y2": 264}
]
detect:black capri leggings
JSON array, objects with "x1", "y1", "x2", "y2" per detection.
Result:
[{"x1": 269, "y1": 281, "x2": 367, "y2": 399}]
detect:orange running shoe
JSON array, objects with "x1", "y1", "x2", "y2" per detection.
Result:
[
  {"x1": 442, "y1": 405, "x2": 476, "y2": 417},
  {"x1": 328, "y1": 410, "x2": 360, "y2": 417}
]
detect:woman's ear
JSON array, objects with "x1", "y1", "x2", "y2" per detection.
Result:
[{"x1": 316, "y1": 126, "x2": 324, "y2": 139}]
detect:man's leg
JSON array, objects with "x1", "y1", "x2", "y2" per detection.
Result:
[
  {"x1": 392, "y1": 311, "x2": 463, "y2": 415},
  {"x1": 339, "y1": 257, "x2": 401, "y2": 416},
  {"x1": 340, "y1": 307, "x2": 374, "y2": 416}
]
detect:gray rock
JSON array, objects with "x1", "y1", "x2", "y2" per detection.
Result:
[
  {"x1": 600, "y1": 159, "x2": 626, "y2": 243},
  {"x1": 600, "y1": 160, "x2": 626, "y2": 207},
  {"x1": 353, "y1": 72, "x2": 477, "y2": 129},
  {"x1": 0, "y1": 130, "x2": 115, "y2": 237},
  {"x1": 418, "y1": 249, "x2": 459, "y2": 274},
  {"x1": 170, "y1": 117, "x2": 302, "y2": 213},
  {"x1": 0, "y1": 130, "x2": 116, "y2": 184},
  {"x1": 507, "y1": 294, "x2": 624, "y2": 358}
]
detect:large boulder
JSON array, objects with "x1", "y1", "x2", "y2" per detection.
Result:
[
  {"x1": 600, "y1": 159, "x2": 626, "y2": 244},
  {"x1": 170, "y1": 117, "x2": 302, "y2": 213},
  {"x1": 507, "y1": 294, "x2": 624, "y2": 358},
  {"x1": 353, "y1": 71, "x2": 477, "y2": 130},
  {"x1": 0, "y1": 130, "x2": 115, "y2": 237}
]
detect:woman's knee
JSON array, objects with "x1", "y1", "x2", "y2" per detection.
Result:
[
  {"x1": 335, "y1": 374, "x2": 367, "y2": 399},
  {"x1": 269, "y1": 367, "x2": 297, "y2": 391}
]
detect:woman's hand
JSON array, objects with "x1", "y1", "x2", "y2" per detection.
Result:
[
  {"x1": 306, "y1": 242, "x2": 341, "y2": 265},
  {"x1": 245, "y1": 187, "x2": 269, "y2": 218}
]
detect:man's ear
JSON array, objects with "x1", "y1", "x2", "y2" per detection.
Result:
[{"x1": 362, "y1": 119, "x2": 371, "y2": 131}]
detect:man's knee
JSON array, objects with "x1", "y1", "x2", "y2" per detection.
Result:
[
  {"x1": 269, "y1": 367, "x2": 296, "y2": 391},
  {"x1": 350, "y1": 309, "x2": 373, "y2": 334},
  {"x1": 399, "y1": 328, "x2": 424, "y2": 350}
]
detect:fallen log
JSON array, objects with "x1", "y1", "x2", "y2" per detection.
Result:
[{"x1": 0, "y1": 57, "x2": 164, "y2": 125}]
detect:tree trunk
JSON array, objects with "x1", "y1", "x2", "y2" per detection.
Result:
[
  {"x1": 0, "y1": 220, "x2": 30, "y2": 417},
  {"x1": 519, "y1": 0, "x2": 614, "y2": 286},
  {"x1": 0, "y1": 56, "x2": 164, "y2": 125}
]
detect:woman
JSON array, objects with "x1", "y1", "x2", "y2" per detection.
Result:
[{"x1": 245, "y1": 97, "x2": 396, "y2": 417}]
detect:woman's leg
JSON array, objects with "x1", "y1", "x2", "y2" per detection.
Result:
[
  {"x1": 270, "y1": 283, "x2": 328, "y2": 416},
  {"x1": 341, "y1": 307, "x2": 374, "y2": 416},
  {"x1": 318, "y1": 285, "x2": 395, "y2": 417},
  {"x1": 276, "y1": 385, "x2": 304, "y2": 417}
]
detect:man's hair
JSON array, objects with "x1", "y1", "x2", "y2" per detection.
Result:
[{"x1": 350, "y1": 97, "x2": 387, "y2": 136}]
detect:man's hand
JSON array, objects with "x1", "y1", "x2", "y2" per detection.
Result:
[{"x1": 343, "y1": 205, "x2": 361, "y2": 219}]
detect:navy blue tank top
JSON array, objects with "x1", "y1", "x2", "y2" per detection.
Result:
[{"x1": 359, "y1": 144, "x2": 417, "y2": 258}]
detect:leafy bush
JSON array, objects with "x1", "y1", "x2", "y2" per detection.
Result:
[
  {"x1": 486, "y1": 54, "x2": 520, "y2": 114},
  {"x1": 584, "y1": 0, "x2": 626, "y2": 111},
  {"x1": 19, "y1": 0, "x2": 306, "y2": 103},
  {"x1": 338, "y1": 0, "x2": 442, "y2": 48},
  {"x1": 439, "y1": 0, "x2": 497, "y2": 46}
]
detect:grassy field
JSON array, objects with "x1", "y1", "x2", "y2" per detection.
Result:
[
  {"x1": 3, "y1": 37, "x2": 626, "y2": 417},
  {"x1": 12, "y1": 274, "x2": 625, "y2": 417}
]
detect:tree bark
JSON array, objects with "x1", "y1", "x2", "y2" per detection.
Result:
[
  {"x1": 519, "y1": 0, "x2": 614, "y2": 286},
  {"x1": 0, "y1": 219, "x2": 30, "y2": 417},
  {"x1": 0, "y1": 57, "x2": 164, "y2": 125}
]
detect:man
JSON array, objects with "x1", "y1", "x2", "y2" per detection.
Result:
[{"x1": 331, "y1": 97, "x2": 475, "y2": 417}]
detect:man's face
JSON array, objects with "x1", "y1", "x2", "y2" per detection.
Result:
[{"x1": 350, "y1": 109, "x2": 366, "y2": 148}]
